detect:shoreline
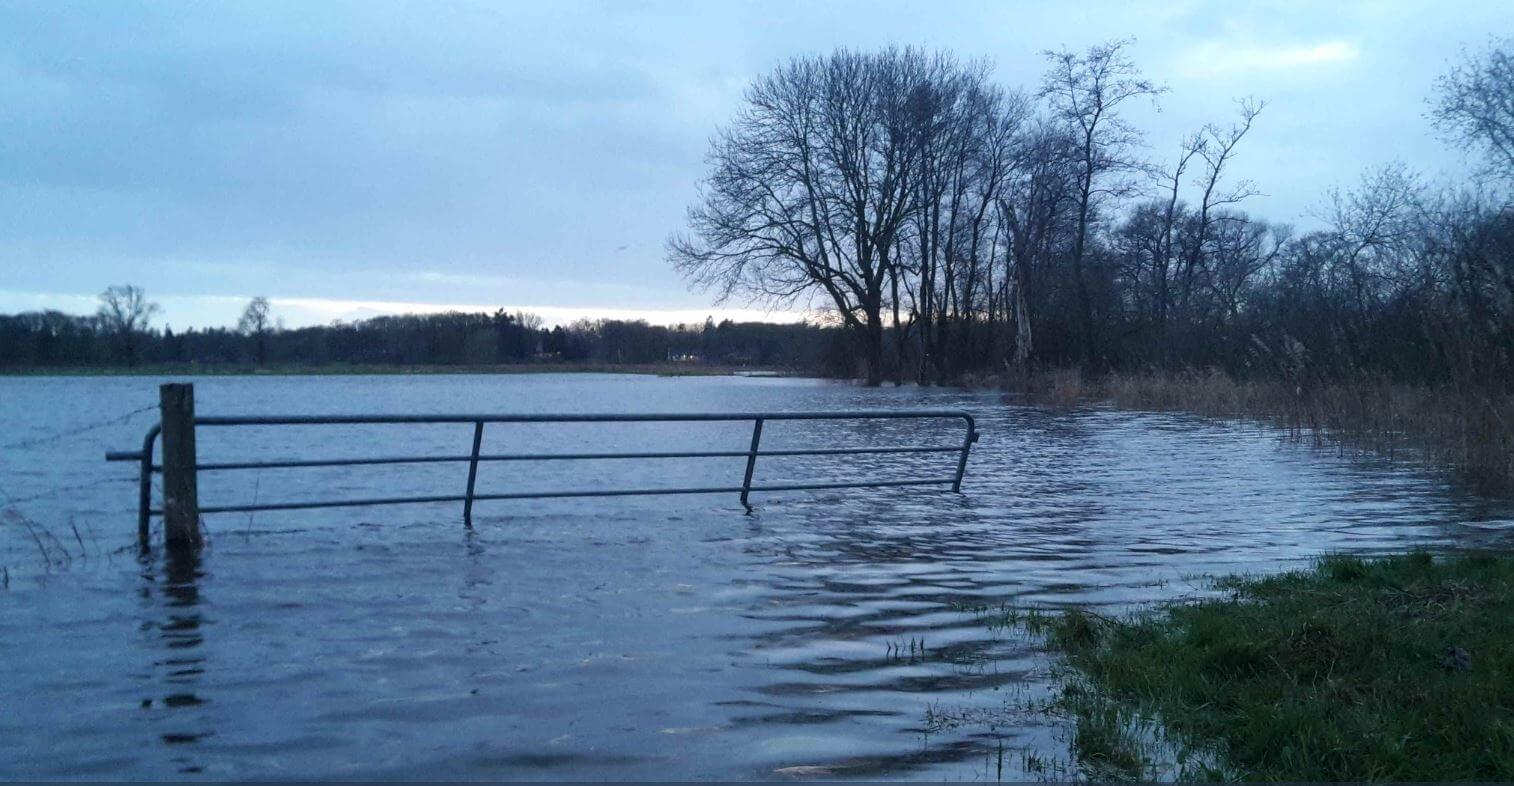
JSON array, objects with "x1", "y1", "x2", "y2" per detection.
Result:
[
  {"x1": 1022, "y1": 551, "x2": 1514, "y2": 780},
  {"x1": 0, "y1": 362, "x2": 812, "y2": 379}
]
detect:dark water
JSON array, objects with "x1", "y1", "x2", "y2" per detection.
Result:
[{"x1": 2, "y1": 373, "x2": 1512, "y2": 779}]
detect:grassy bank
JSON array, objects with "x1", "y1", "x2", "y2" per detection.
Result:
[
  {"x1": 0, "y1": 362, "x2": 804, "y2": 378},
  {"x1": 1031, "y1": 552, "x2": 1514, "y2": 780},
  {"x1": 997, "y1": 369, "x2": 1514, "y2": 493}
]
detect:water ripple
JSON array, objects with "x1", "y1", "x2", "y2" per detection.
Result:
[{"x1": 2, "y1": 374, "x2": 1512, "y2": 779}]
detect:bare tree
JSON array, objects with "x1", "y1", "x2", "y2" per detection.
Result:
[
  {"x1": 1325, "y1": 164, "x2": 1422, "y2": 309},
  {"x1": 1113, "y1": 199, "x2": 1178, "y2": 328},
  {"x1": 997, "y1": 121, "x2": 1076, "y2": 370},
  {"x1": 1311, "y1": 164, "x2": 1424, "y2": 365},
  {"x1": 1039, "y1": 39, "x2": 1165, "y2": 366},
  {"x1": 910, "y1": 60, "x2": 1025, "y2": 383},
  {"x1": 670, "y1": 48, "x2": 936, "y2": 385},
  {"x1": 1432, "y1": 38, "x2": 1514, "y2": 184},
  {"x1": 651, "y1": 40, "x2": 1510, "y2": 394},
  {"x1": 1206, "y1": 218, "x2": 1288, "y2": 322},
  {"x1": 1177, "y1": 99, "x2": 1265, "y2": 315},
  {"x1": 237, "y1": 296, "x2": 273, "y2": 366},
  {"x1": 514, "y1": 311, "x2": 544, "y2": 331},
  {"x1": 96, "y1": 284, "x2": 159, "y2": 366},
  {"x1": 1152, "y1": 131, "x2": 1206, "y2": 329}
]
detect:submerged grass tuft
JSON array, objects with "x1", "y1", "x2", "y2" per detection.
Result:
[{"x1": 1039, "y1": 551, "x2": 1514, "y2": 780}]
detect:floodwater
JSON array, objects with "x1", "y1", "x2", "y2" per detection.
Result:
[{"x1": 2, "y1": 373, "x2": 1512, "y2": 780}]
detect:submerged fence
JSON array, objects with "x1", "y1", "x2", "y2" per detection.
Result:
[{"x1": 108, "y1": 384, "x2": 979, "y2": 549}]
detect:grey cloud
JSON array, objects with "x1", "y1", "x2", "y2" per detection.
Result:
[{"x1": 1, "y1": 0, "x2": 1509, "y2": 330}]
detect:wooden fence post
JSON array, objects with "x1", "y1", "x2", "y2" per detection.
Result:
[{"x1": 160, "y1": 383, "x2": 201, "y2": 549}]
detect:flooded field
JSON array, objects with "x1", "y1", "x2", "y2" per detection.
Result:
[{"x1": 2, "y1": 373, "x2": 1512, "y2": 779}]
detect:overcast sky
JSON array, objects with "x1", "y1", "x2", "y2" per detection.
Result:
[{"x1": 2, "y1": 1, "x2": 1508, "y2": 329}]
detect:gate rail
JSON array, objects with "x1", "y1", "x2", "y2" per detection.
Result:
[{"x1": 108, "y1": 408, "x2": 978, "y2": 546}]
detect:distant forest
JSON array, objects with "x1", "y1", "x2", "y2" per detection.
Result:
[
  {"x1": 0, "y1": 296, "x2": 850, "y2": 374},
  {"x1": 4, "y1": 39, "x2": 1510, "y2": 389}
]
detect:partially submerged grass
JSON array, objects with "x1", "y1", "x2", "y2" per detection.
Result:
[
  {"x1": 1040, "y1": 552, "x2": 1514, "y2": 780},
  {"x1": 1, "y1": 505, "x2": 111, "y2": 576}
]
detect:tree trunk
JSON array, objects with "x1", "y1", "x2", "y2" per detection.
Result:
[
  {"x1": 861, "y1": 312, "x2": 885, "y2": 386},
  {"x1": 1072, "y1": 189, "x2": 1097, "y2": 368},
  {"x1": 1013, "y1": 277, "x2": 1034, "y2": 370},
  {"x1": 889, "y1": 270, "x2": 907, "y2": 386}
]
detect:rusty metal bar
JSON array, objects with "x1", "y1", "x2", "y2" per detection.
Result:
[
  {"x1": 462, "y1": 420, "x2": 484, "y2": 529},
  {"x1": 953, "y1": 413, "x2": 979, "y2": 493},
  {"x1": 191, "y1": 410, "x2": 970, "y2": 426},
  {"x1": 739, "y1": 417, "x2": 764, "y2": 512},
  {"x1": 138, "y1": 425, "x2": 159, "y2": 547},
  {"x1": 105, "y1": 420, "x2": 164, "y2": 547},
  {"x1": 749, "y1": 478, "x2": 954, "y2": 493},
  {"x1": 184, "y1": 444, "x2": 961, "y2": 472},
  {"x1": 165, "y1": 477, "x2": 957, "y2": 515}
]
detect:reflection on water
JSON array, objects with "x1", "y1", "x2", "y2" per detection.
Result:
[
  {"x1": 1, "y1": 373, "x2": 1512, "y2": 779},
  {"x1": 143, "y1": 548, "x2": 212, "y2": 771}
]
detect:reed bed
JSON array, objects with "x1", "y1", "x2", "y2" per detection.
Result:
[{"x1": 1000, "y1": 369, "x2": 1514, "y2": 493}]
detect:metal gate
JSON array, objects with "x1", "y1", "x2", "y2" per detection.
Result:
[{"x1": 109, "y1": 406, "x2": 978, "y2": 545}]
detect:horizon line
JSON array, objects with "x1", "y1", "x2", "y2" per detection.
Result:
[{"x1": 0, "y1": 289, "x2": 818, "y2": 331}]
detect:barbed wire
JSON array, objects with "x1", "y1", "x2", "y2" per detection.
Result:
[
  {"x1": 0, "y1": 401, "x2": 156, "y2": 553},
  {"x1": 0, "y1": 476, "x2": 134, "y2": 506},
  {"x1": 1, "y1": 403, "x2": 156, "y2": 451}
]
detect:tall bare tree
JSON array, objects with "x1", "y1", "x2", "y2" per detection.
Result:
[
  {"x1": 1143, "y1": 131, "x2": 1206, "y2": 331},
  {"x1": 237, "y1": 296, "x2": 273, "y2": 366},
  {"x1": 96, "y1": 284, "x2": 159, "y2": 366},
  {"x1": 670, "y1": 48, "x2": 937, "y2": 385},
  {"x1": 652, "y1": 38, "x2": 1513, "y2": 395},
  {"x1": 997, "y1": 122, "x2": 1076, "y2": 370},
  {"x1": 1177, "y1": 99, "x2": 1265, "y2": 316},
  {"x1": 1039, "y1": 39, "x2": 1164, "y2": 366},
  {"x1": 910, "y1": 60, "x2": 1025, "y2": 383},
  {"x1": 1432, "y1": 38, "x2": 1514, "y2": 184}
]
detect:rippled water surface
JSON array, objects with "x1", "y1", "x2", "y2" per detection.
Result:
[{"x1": 3, "y1": 373, "x2": 1513, "y2": 779}]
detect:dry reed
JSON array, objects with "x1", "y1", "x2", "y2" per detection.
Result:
[{"x1": 1000, "y1": 369, "x2": 1514, "y2": 493}]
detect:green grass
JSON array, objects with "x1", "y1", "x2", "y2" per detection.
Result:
[{"x1": 1039, "y1": 552, "x2": 1514, "y2": 780}]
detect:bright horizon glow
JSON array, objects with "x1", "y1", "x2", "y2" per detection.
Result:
[
  {"x1": 0, "y1": 289, "x2": 815, "y2": 330},
  {"x1": 263, "y1": 295, "x2": 815, "y2": 329}
]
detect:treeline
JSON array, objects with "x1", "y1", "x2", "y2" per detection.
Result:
[
  {"x1": 671, "y1": 39, "x2": 1514, "y2": 389},
  {"x1": 0, "y1": 304, "x2": 849, "y2": 374}
]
